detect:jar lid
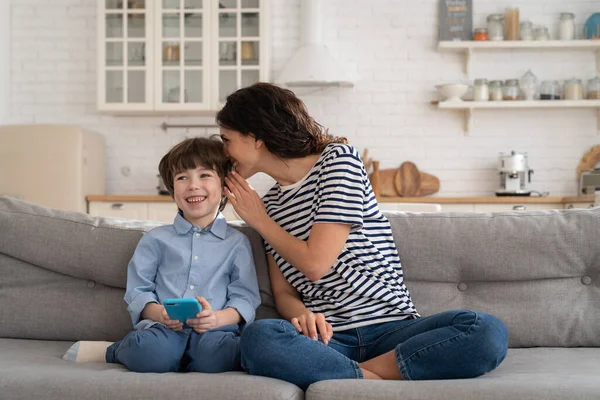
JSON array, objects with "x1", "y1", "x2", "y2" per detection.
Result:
[
  {"x1": 559, "y1": 12, "x2": 575, "y2": 19},
  {"x1": 487, "y1": 14, "x2": 504, "y2": 21},
  {"x1": 474, "y1": 78, "x2": 488, "y2": 85},
  {"x1": 474, "y1": 28, "x2": 488, "y2": 33},
  {"x1": 489, "y1": 80, "x2": 503, "y2": 85},
  {"x1": 505, "y1": 79, "x2": 519, "y2": 85},
  {"x1": 565, "y1": 78, "x2": 583, "y2": 85}
]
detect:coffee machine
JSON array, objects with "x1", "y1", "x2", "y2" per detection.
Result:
[{"x1": 496, "y1": 151, "x2": 534, "y2": 196}]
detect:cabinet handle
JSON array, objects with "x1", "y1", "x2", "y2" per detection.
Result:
[
  {"x1": 111, "y1": 203, "x2": 125, "y2": 210},
  {"x1": 512, "y1": 205, "x2": 526, "y2": 211}
]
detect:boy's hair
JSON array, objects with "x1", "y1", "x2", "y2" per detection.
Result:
[{"x1": 158, "y1": 136, "x2": 232, "y2": 211}]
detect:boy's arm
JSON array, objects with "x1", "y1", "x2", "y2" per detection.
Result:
[
  {"x1": 223, "y1": 236, "x2": 261, "y2": 325},
  {"x1": 124, "y1": 234, "x2": 161, "y2": 326}
]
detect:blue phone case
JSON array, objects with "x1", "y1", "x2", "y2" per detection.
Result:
[{"x1": 163, "y1": 298, "x2": 202, "y2": 327}]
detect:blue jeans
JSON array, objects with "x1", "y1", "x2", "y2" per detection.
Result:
[
  {"x1": 241, "y1": 310, "x2": 508, "y2": 390},
  {"x1": 106, "y1": 324, "x2": 242, "y2": 373}
]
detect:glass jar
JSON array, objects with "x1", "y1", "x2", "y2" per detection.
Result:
[
  {"x1": 487, "y1": 14, "x2": 504, "y2": 41},
  {"x1": 534, "y1": 26, "x2": 550, "y2": 41},
  {"x1": 587, "y1": 77, "x2": 600, "y2": 100},
  {"x1": 503, "y1": 79, "x2": 520, "y2": 100},
  {"x1": 489, "y1": 80, "x2": 504, "y2": 101},
  {"x1": 520, "y1": 20, "x2": 534, "y2": 40},
  {"x1": 540, "y1": 80, "x2": 561, "y2": 100},
  {"x1": 519, "y1": 70, "x2": 537, "y2": 100},
  {"x1": 473, "y1": 28, "x2": 489, "y2": 41},
  {"x1": 505, "y1": 8, "x2": 520, "y2": 41},
  {"x1": 563, "y1": 78, "x2": 584, "y2": 100},
  {"x1": 473, "y1": 79, "x2": 489, "y2": 101},
  {"x1": 558, "y1": 12, "x2": 575, "y2": 40}
]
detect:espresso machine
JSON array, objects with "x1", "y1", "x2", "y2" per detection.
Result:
[{"x1": 496, "y1": 151, "x2": 534, "y2": 196}]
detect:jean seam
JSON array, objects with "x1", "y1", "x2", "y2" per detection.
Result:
[{"x1": 398, "y1": 312, "x2": 480, "y2": 379}]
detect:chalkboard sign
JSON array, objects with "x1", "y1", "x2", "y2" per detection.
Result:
[{"x1": 439, "y1": 0, "x2": 473, "y2": 41}]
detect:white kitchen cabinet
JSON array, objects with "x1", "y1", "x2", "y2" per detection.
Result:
[
  {"x1": 439, "y1": 204, "x2": 475, "y2": 212},
  {"x1": 89, "y1": 201, "x2": 148, "y2": 220},
  {"x1": 565, "y1": 202, "x2": 596, "y2": 209},
  {"x1": 97, "y1": 0, "x2": 269, "y2": 113},
  {"x1": 473, "y1": 203, "x2": 563, "y2": 213},
  {"x1": 147, "y1": 202, "x2": 178, "y2": 222}
]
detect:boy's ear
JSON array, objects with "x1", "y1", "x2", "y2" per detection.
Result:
[{"x1": 254, "y1": 137, "x2": 264, "y2": 150}]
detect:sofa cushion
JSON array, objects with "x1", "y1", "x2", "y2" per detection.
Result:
[
  {"x1": 0, "y1": 338, "x2": 303, "y2": 400},
  {"x1": 387, "y1": 209, "x2": 600, "y2": 347},
  {"x1": 306, "y1": 348, "x2": 600, "y2": 400},
  {"x1": 0, "y1": 196, "x2": 279, "y2": 341}
]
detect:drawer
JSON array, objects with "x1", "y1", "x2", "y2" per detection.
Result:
[{"x1": 88, "y1": 201, "x2": 148, "y2": 220}]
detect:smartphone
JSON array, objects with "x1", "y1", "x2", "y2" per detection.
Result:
[{"x1": 163, "y1": 298, "x2": 202, "y2": 328}]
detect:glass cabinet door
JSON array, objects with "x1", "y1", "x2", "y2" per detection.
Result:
[
  {"x1": 100, "y1": 0, "x2": 153, "y2": 110},
  {"x1": 213, "y1": 0, "x2": 265, "y2": 108},
  {"x1": 155, "y1": 0, "x2": 210, "y2": 110}
]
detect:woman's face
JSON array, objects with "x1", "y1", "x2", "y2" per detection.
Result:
[{"x1": 220, "y1": 127, "x2": 260, "y2": 179}]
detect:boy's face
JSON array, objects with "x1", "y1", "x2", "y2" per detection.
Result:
[{"x1": 173, "y1": 165, "x2": 223, "y2": 228}]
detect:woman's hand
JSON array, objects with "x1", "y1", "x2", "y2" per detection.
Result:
[
  {"x1": 187, "y1": 296, "x2": 219, "y2": 334},
  {"x1": 291, "y1": 311, "x2": 333, "y2": 345},
  {"x1": 224, "y1": 171, "x2": 269, "y2": 228}
]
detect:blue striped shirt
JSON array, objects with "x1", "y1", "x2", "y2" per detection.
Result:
[{"x1": 263, "y1": 144, "x2": 419, "y2": 331}]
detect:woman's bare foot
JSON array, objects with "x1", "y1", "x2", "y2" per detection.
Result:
[{"x1": 361, "y1": 367, "x2": 382, "y2": 380}]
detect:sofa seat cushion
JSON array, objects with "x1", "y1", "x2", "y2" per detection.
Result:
[
  {"x1": 306, "y1": 348, "x2": 600, "y2": 400},
  {"x1": 0, "y1": 338, "x2": 303, "y2": 400}
]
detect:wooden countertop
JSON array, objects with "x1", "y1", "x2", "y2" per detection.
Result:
[{"x1": 87, "y1": 195, "x2": 595, "y2": 204}]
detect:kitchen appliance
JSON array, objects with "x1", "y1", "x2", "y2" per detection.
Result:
[
  {"x1": 496, "y1": 151, "x2": 534, "y2": 196},
  {"x1": 579, "y1": 170, "x2": 600, "y2": 195},
  {"x1": 0, "y1": 124, "x2": 106, "y2": 212}
]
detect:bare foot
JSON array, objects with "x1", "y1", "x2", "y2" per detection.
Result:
[{"x1": 361, "y1": 367, "x2": 382, "y2": 380}]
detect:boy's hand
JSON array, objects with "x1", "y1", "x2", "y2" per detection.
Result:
[
  {"x1": 187, "y1": 296, "x2": 219, "y2": 333},
  {"x1": 158, "y1": 306, "x2": 184, "y2": 331}
]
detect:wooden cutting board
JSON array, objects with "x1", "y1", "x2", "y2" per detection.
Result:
[
  {"x1": 369, "y1": 161, "x2": 440, "y2": 197},
  {"x1": 394, "y1": 162, "x2": 421, "y2": 197}
]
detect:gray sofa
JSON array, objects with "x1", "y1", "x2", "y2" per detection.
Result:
[{"x1": 1, "y1": 195, "x2": 598, "y2": 400}]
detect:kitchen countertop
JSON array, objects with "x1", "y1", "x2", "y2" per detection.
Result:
[{"x1": 87, "y1": 195, "x2": 596, "y2": 204}]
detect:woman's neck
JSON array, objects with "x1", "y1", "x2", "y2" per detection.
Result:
[{"x1": 261, "y1": 153, "x2": 321, "y2": 187}]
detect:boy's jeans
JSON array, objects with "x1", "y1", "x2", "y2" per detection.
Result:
[
  {"x1": 241, "y1": 310, "x2": 508, "y2": 390},
  {"x1": 106, "y1": 323, "x2": 241, "y2": 373}
]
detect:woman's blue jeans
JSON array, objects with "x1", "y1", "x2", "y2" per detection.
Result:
[{"x1": 240, "y1": 310, "x2": 508, "y2": 390}]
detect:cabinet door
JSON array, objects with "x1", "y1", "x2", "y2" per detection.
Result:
[
  {"x1": 212, "y1": 0, "x2": 269, "y2": 109},
  {"x1": 147, "y1": 202, "x2": 179, "y2": 223},
  {"x1": 473, "y1": 203, "x2": 563, "y2": 213},
  {"x1": 439, "y1": 204, "x2": 475, "y2": 212},
  {"x1": 155, "y1": 0, "x2": 212, "y2": 111},
  {"x1": 98, "y1": 0, "x2": 154, "y2": 111},
  {"x1": 89, "y1": 201, "x2": 149, "y2": 220}
]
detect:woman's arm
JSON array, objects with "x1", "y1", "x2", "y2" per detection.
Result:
[
  {"x1": 225, "y1": 172, "x2": 351, "y2": 281},
  {"x1": 268, "y1": 254, "x2": 333, "y2": 344}
]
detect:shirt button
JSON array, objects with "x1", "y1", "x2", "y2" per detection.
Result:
[
  {"x1": 190, "y1": 285, "x2": 195, "y2": 289},
  {"x1": 195, "y1": 233, "x2": 200, "y2": 237},
  {"x1": 194, "y1": 255, "x2": 199, "y2": 260},
  {"x1": 193, "y1": 227, "x2": 198, "y2": 232}
]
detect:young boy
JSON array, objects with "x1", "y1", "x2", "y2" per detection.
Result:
[{"x1": 63, "y1": 137, "x2": 261, "y2": 373}]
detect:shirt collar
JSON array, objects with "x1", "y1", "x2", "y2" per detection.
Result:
[{"x1": 173, "y1": 211, "x2": 228, "y2": 240}]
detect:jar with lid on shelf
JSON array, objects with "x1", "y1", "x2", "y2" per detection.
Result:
[
  {"x1": 473, "y1": 79, "x2": 489, "y2": 101},
  {"x1": 558, "y1": 12, "x2": 576, "y2": 40},
  {"x1": 587, "y1": 77, "x2": 600, "y2": 99},
  {"x1": 520, "y1": 20, "x2": 534, "y2": 40},
  {"x1": 519, "y1": 70, "x2": 537, "y2": 100},
  {"x1": 503, "y1": 79, "x2": 520, "y2": 100},
  {"x1": 563, "y1": 78, "x2": 584, "y2": 100},
  {"x1": 473, "y1": 28, "x2": 489, "y2": 41},
  {"x1": 534, "y1": 26, "x2": 550, "y2": 40},
  {"x1": 540, "y1": 80, "x2": 561, "y2": 100},
  {"x1": 489, "y1": 80, "x2": 504, "y2": 101},
  {"x1": 487, "y1": 14, "x2": 504, "y2": 41}
]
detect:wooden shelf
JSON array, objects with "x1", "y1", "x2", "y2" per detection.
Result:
[
  {"x1": 438, "y1": 40, "x2": 600, "y2": 76},
  {"x1": 434, "y1": 100, "x2": 600, "y2": 135}
]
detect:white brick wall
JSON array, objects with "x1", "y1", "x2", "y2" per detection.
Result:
[{"x1": 7, "y1": 0, "x2": 600, "y2": 197}]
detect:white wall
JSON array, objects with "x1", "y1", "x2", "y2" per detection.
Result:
[
  {"x1": 0, "y1": 0, "x2": 9, "y2": 124},
  {"x1": 7, "y1": 0, "x2": 600, "y2": 197}
]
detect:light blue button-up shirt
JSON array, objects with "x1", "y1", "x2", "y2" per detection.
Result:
[{"x1": 124, "y1": 212, "x2": 260, "y2": 331}]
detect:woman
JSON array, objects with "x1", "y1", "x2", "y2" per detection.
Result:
[{"x1": 217, "y1": 82, "x2": 508, "y2": 390}]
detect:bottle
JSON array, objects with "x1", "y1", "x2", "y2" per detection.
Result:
[
  {"x1": 504, "y1": 8, "x2": 520, "y2": 41},
  {"x1": 558, "y1": 13, "x2": 575, "y2": 40},
  {"x1": 473, "y1": 79, "x2": 489, "y2": 101},
  {"x1": 487, "y1": 14, "x2": 504, "y2": 41}
]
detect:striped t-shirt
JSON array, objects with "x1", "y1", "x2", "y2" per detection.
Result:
[{"x1": 263, "y1": 143, "x2": 420, "y2": 331}]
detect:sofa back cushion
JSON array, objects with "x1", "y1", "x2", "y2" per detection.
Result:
[
  {"x1": 0, "y1": 196, "x2": 278, "y2": 342},
  {"x1": 388, "y1": 208, "x2": 600, "y2": 347}
]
